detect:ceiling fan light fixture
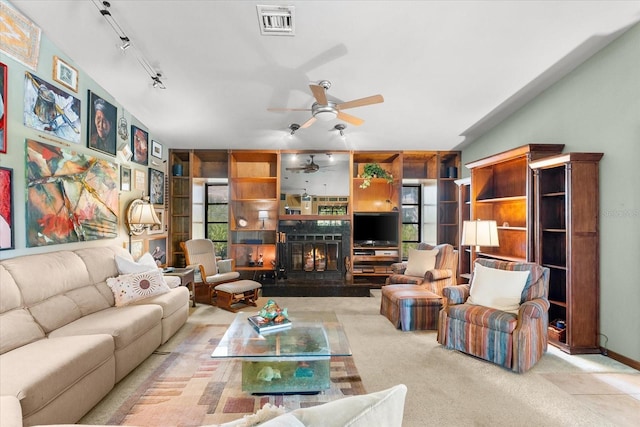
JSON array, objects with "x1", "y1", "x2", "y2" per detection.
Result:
[{"x1": 334, "y1": 124, "x2": 346, "y2": 137}]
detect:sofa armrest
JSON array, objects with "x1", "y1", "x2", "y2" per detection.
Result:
[
  {"x1": 442, "y1": 284, "x2": 470, "y2": 305},
  {"x1": 1, "y1": 396, "x2": 22, "y2": 427},
  {"x1": 390, "y1": 262, "x2": 407, "y2": 275},
  {"x1": 519, "y1": 298, "x2": 550, "y2": 319}
]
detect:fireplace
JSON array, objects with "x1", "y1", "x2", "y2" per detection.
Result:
[{"x1": 278, "y1": 220, "x2": 350, "y2": 281}]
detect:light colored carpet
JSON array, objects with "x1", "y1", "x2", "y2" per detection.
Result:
[{"x1": 82, "y1": 291, "x2": 634, "y2": 426}]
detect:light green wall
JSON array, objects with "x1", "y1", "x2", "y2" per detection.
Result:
[
  {"x1": 461, "y1": 23, "x2": 640, "y2": 362},
  {"x1": 0, "y1": 17, "x2": 167, "y2": 258}
]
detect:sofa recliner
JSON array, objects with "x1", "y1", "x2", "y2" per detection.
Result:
[
  {"x1": 0, "y1": 246, "x2": 190, "y2": 426},
  {"x1": 437, "y1": 258, "x2": 550, "y2": 373}
]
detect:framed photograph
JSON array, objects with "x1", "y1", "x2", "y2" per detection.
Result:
[
  {"x1": 130, "y1": 239, "x2": 144, "y2": 261},
  {"x1": 52, "y1": 56, "x2": 78, "y2": 92},
  {"x1": 134, "y1": 169, "x2": 146, "y2": 191},
  {"x1": 149, "y1": 168, "x2": 165, "y2": 205},
  {"x1": 0, "y1": 62, "x2": 6, "y2": 154},
  {"x1": 24, "y1": 72, "x2": 81, "y2": 144},
  {"x1": 0, "y1": 167, "x2": 14, "y2": 250},
  {"x1": 147, "y1": 237, "x2": 167, "y2": 267},
  {"x1": 131, "y1": 125, "x2": 148, "y2": 165},
  {"x1": 148, "y1": 209, "x2": 164, "y2": 235},
  {"x1": 120, "y1": 166, "x2": 131, "y2": 191},
  {"x1": 151, "y1": 140, "x2": 162, "y2": 159},
  {"x1": 87, "y1": 91, "x2": 117, "y2": 156}
]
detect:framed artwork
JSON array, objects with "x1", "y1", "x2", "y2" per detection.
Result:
[
  {"x1": 25, "y1": 140, "x2": 118, "y2": 247},
  {"x1": 0, "y1": 62, "x2": 6, "y2": 154},
  {"x1": 130, "y1": 239, "x2": 144, "y2": 261},
  {"x1": 0, "y1": 167, "x2": 14, "y2": 250},
  {"x1": 151, "y1": 140, "x2": 162, "y2": 159},
  {"x1": 0, "y1": 2, "x2": 41, "y2": 70},
  {"x1": 87, "y1": 91, "x2": 117, "y2": 156},
  {"x1": 134, "y1": 169, "x2": 146, "y2": 191},
  {"x1": 149, "y1": 168, "x2": 165, "y2": 205},
  {"x1": 120, "y1": 166, "x2": 131, "y2": 191},
  {"x1": 148, "y1": 209, "x2": 164, "y2": 235},
  {"x1": 131, "y1": 125, "x2": 148, "y2": 165},
  {"x1": 23, "y1": 72, "x2": 81, "y2": 144},
  {"x1": 147, "y1": 237, "x2": 167, "y2": 267},
  {"x1": 52, "y1": 56, "x2": 78, "y2": 92}
]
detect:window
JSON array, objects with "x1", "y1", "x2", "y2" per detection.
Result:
[
  {"x1": 401, "y1": 185, "x2": 420, "y2": 258},
  {"x1": 205, "y1": 183, "x2": 229, "y2": 258}
]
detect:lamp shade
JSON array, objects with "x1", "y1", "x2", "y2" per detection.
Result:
[
  {"x1": 258, "y1": 210, "x2": 269, "y2": 220},
  {"x1": 127, "y1": 198, "x2": 160, "y2": 236},
  {"x1": 461, "y1": 220, "x2": 499, "y2": 248}
]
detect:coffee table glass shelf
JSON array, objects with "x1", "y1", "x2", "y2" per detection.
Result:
[{"x1": 212, "y1": 311, "x2": 352, "y2": 394}]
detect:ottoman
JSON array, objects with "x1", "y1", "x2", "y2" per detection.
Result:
[
  {"x1": 380, "y1": 285, "x2": 442, "y2": 331},
  {"x1": 215, "y1": 280, "x2": 262, "y2": 312}
]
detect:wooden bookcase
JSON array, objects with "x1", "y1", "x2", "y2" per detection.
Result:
[
  {"x1": 466, "y1": 144, "x2": 564, "y2": 264},
  {"x1": 455, "y1": 177, "x2": 471, "y2": 283},
  {"x1": 229, "y1": 151, "x2": 279, "y2": 278},
  {"x1": 168, "y1": 150, "x2": 192, "y2": 267},
  {"x1": 530, "y1": 152, "x2": 603, "y2": 354},
  {"x1": 437, "y1": 152, "x2": 461, "y2": 247}
]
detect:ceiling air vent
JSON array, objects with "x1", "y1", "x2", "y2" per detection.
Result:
[{"x1": 256, "y1": 5, "x2": 295, "y2": 36}]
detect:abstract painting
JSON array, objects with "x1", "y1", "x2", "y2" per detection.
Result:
[
  {"x1": 24, "y1": 72, "x2": 81, "y2": 144},
  {"x1": 26, "y1": 139, "x2": 118, "y2": 247},
  {"x1": 0, "y1": 167, "x2": 13, "y2": 250},
  {"x1": 0, "y1": 2, "x2": 41, "y2": 70},
  {"x1": 149, "y1": 168, "x2": 164, "y2": 205}
]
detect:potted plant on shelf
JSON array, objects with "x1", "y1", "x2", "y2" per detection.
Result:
[{"x1": 359, "y1": 163, "x2": 394, "y2": 189}]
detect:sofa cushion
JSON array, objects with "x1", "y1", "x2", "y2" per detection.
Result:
[
  {"x1": 0, "y1": 334, "x2": 115, "y2": 420},
  {"x1": 130, "y1": 286, "x2": 189, "y2": 319},
  {"x1": 0, "y1": 308, "x2": 45, "y2": 354},
  {"x1": 449, "y1": 304, "x2": 518, "y2": 333},
  {"x1": 48, "y1": 304, "x2": 162, "y2": 350},
  {"x1": 468, "y1": 263, "x2": 530, "y2": 313},
  {"x1": 115, "y1": 252, "x2": 157, "y2": 274},
  {"x1": 404, "y1": 248, "x2": 438, "y2": 277},
  {"x1": 65, "y1": 285, "x2": 111, "y2": 316},
  {"x1": 29, "y1": 294, "x2": 82, "y2": 333},
  {"x1": 73, "y1": 246, "x2": 127, "y2": 285},
  {"x1": 107, "y1": 269, "x2": 170, "y2": 307}
]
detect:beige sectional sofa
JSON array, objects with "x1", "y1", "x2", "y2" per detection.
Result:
[{"x1": 0, "y1": 245, "x2": 190, "y2": 426}]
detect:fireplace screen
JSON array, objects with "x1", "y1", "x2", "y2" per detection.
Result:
[{"x1": 289, "y1": 238, "x2": 340, "y2": 273}]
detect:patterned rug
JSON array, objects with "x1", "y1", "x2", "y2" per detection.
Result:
[{"x1": 108, "y1": 323, "x2": 366, "y2": 426}]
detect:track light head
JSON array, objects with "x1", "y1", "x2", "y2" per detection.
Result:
[
  {"x1": 151, "y1": 74, "x2": 166, "y2": 89},
  {"x1": 289, "y1": 123, "x2": 300, "y2": 135}
]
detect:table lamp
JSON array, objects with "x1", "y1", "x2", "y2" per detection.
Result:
[
  {"x1": 258, "y1": 210, "x2": 269, "y2": 229},
  {"x1": 461, "y1": 219, "x2": 499, "y2": 252}
]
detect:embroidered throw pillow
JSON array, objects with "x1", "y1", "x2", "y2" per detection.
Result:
[
  {"x1": 107, "y1": 269, "x2": 170, "y2": 306},
  {"x1": 404, "y1": 248, "x2": 438, "y2": 277},
  {"x1": 468, "y1": 263, "x2": 530, "y2": 313}
]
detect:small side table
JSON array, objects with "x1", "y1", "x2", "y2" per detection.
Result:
[{"x1": 164, "y1": 268, "x2": 196, "y2": 307}]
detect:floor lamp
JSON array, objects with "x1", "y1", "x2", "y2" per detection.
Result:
[{"x1": 126, "y1": 194, "x2": 161, "y2": 253}]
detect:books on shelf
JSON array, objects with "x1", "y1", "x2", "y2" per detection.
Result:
[{"x1": 248, "y1": 315, "x2": 292, "y2": 333}]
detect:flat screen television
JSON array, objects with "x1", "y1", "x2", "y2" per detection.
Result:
[{"x1": 353, "y1": 212, "x2": 399, "y2": 246}]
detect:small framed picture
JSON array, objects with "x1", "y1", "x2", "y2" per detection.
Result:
[
  {"x1": 120, "y1": 166, "x2": 131, "y2": 191},
  {"x1": 151, "y1": 140, "x2": 162, "y2": 159},
  {"x1": 147, "y1": 237, "x2": 167, "y2": 267},
  {"x1": 52, "y1": 56, "x2": 78, "y2": 92},
  {"x1": 149, "y1": 168, "x2": 165, "y2": 205},
  {"x1": 131, "y1": 125, "x2": 149, "y2": 165},
  {"x1": 148, "y1": 209, "x2": 164, "y2": 235},
  {"x1": 87, "y1": 91, "x2": 117, "y2": 156},
  {"x1": 0, "y1": 167, "x2": 14, "y2": 250},
  {"x1": 134, "y1": 169, "x2": 146, "y2": 191}
]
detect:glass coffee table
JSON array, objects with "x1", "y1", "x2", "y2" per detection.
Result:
[{"x1": 211, "y1": 311, "x2": 352, "y2": 394}]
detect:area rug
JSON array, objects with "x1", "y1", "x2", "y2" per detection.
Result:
[{"x1": 107, "y1": 323, "x2": 366, "y2": 426}]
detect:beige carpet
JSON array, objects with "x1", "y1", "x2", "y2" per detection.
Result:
[{"x1": 82, "y1": 292, "x2": 637, "y2": 426}]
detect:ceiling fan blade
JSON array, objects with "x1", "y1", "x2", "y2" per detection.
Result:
[
  {"x1": 336, "y1": 94, "x2": 384, "y2": 110},
  {"x1": 309, "y1": 84, "x2": 328, "y2": 105},
  {"x1": 300, "y1": 116, "x2": 317, "y2": 128},
  {"x1": 267, "y1": 107, "x2": 311, "y2": 112},
  {"x1": 337, "y1": 111, "x2": 364, "y2": 126}
]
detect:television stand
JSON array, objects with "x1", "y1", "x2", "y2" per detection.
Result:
[{"x1": 351, "y1": 245, "x2": 400, "y2": 279}]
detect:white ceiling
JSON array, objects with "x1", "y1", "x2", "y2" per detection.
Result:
[{"x1": 10, "y1": 1, "x2": 640, "y2": 152}]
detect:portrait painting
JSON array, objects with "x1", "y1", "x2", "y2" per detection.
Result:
[
  {"x1": 149, "y1": 168, "x2": 165, "y2": 205},
  {"x1": 26, "y1": 139, "x2": 119, "y2": 247},
  {"x1": 148, "y1": 237, "x2": 167, "y2": 267},
  {"x1": 131, "y1": 125, "x2": 148, "y2": 165},
  {"x1": 87, "y1": 91, "x2": 117, "y2": 156},
  {"x1": 0, "y1": 167, "x2": 14, "y2": 250},
  {"x1": 23, "y1": 72, "x2": 81, "y2": 144},
  {"x1": 0, "y1": 62, "x2": 6, "y2": 153}
]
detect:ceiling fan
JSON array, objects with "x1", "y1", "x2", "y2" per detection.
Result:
[
  {"x1": 285, "y1": 155, "x2": 322, "y2": 173},
  {"x1": 268, "y1": 80, "x2": 384, "y2": 128}
]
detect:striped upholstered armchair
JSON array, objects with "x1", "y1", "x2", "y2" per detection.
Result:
[
  {"x1": 385, "y1": 243, "x2": 458, "y2": 296},
  {"x1": 437, "y1": 259, "x2": 550, "y2": 373}
]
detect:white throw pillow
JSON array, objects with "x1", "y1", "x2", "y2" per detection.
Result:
[
  {"x1": 106, "y1": 269, "x2": 170, "y2": 306},
  {"x1": 468, "y1": 263, "x2": 530, "y2": 313},
  {"x1": 115, "y1": 252, "x2": 157, "y2": 274},
  {"x1": 404, "y1": 248, "x2": 438, "y2": 277}
]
